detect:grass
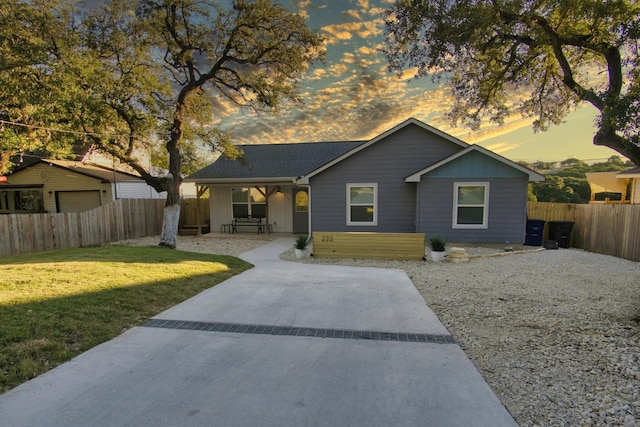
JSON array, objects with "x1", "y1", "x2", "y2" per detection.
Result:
[{"x1": 0, "y1": 245, "x2": 252, "y2": 394}]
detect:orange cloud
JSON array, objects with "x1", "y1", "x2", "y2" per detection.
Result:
[
  {"x1": 344, "y1": 9, "x2": 361, "y2": 19},
  {"x1": 482, "y1": 141, "x2": 521, "y2": 154}
]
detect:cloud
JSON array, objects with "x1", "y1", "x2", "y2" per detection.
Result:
[
  {"x1": 321, "y1": 22, "x2": 363, "y2": 43},
  {"x1": 216, "y1": 63, "x2": 461, "y2": 146},
  {"x1": 367, "y1": 7, "x2": 386, "y2": 16},
  {"x1": 461, "y1": 116, "x2": 537, "y2": 144},
  {"x1": 207, "y1": 0, "x2": 544, "y2": 155},
  {"x1": 482, "y1": 141, "x2": 521, "y2": 154},
  {"x1": 328, "y1": 63, "x2": 349, "y2": 77},
  {"x1": 342, "y1": 52, "x2": 356, "y2": 64},
  {"x1": 308, "y1": 68, "x2": 329, "y2": 81},
  {"x1": 296, "y1": 0, "x2": 311, "y2": 19},
  {"x1": 321, "y1": 19, "x2": 383, "y2": 44},
  {"x1": 344, "y1": 9, "x2": 361, "y2": 20},
  {"x1": 397, "y1": 67, "x2": 419, "y2": 80},
  {"x1": 357, "y1": 46, "x2": 375, "y2": 55},
  {"x1": 296, "y1": 1, "x2": 328, "y2": 20},
  {"x1": 361, "y1": 19, "x2": 384, "y2": 36}
]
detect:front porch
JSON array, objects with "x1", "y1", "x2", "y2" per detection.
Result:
[{"x1": 186, "y1": 184, "x2": 310, "y2": 235}]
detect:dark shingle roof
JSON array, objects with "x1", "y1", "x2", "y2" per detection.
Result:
[
  {"x1": 620, "y1": 167, "x2": 640, "y2": 174},
  {"x1": 187, "y1": 141, "x2": 365, "y2": 181}
]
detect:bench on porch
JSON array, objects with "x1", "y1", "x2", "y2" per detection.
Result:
[
  {"x1": 231, "y1": 217, "x2": 270, "y2": 234},
  {"x1": 312, "y1": 232, "x2": 425, "y2": 260}
]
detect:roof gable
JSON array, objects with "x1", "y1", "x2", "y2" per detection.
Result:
[
  {"x1": 298, "y1": 118, "x2": 469, "y2": 183},
  {"x1": 7, "y1": 160, "x2": 144, "y2": 183},
  {"x1": 405, "y1": 145, "x2": 545, "y2": 182}
]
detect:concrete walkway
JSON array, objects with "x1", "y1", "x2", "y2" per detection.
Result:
[{"x1": 0, "y1": 238, "x2": 517, "y2": 426}]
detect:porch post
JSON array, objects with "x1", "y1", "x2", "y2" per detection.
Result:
[{"x1": 194, "y1": 185, "x2": 208, "y2": 236}]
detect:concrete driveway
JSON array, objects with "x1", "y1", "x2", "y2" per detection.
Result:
[{"x1": 0, "y1": 238, "x2": 516, "y2": 426}]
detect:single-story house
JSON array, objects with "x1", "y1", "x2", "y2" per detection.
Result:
[
  {"x1": 186, "y1": 118, "x2": 545, "y2": 243},
  {"x1": 0, "y1": 159, "x2": 165, "y2": 214}
]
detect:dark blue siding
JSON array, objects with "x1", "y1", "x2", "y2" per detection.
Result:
[
  {"x1": 416, "y1": 177, "x2": 529, "y2": 243},
  {"x1": 310, "y1": 124, "x2": 463, "y2": 232}
]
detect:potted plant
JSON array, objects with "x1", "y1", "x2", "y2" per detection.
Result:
[
  {"x1": 429, "y1": 234, "x2": 447, "y2": 262},
  {"x1": 294, "y1": 235, "x2": 309, "y2": 259}
]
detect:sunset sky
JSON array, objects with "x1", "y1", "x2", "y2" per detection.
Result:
[{"x1": 215, "y1": 0, "x2": 621, "y2": 164}]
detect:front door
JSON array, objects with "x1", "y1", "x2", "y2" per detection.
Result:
[{"x1": 292, "y1": 188, "x2": 309, "y2": 234}]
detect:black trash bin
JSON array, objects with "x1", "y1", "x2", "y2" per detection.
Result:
[
  {"x1": 547, "y1": 221, "x2": 574, "y2": 248},
  {"x1": 525, "y1": 219, "x2": 546, "y2": 246}
]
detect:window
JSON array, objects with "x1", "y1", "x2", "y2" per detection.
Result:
[
  {"x1": 13, "y1": 189, "x2": 44, "y2": 212},
  {"x1": 347, "y1": 184, "x2": 377, "y2": 225},
  {"x1": 295, "y1": 190, "x2": 308, "y2": 212},
  {"x1": 0, "y1": 190, "x2": 8, "y2": 213},
  {"x1": 232, "y1": 187, "x2": 266, "y2": 218},
  {"x1": 453, "y1": 182, "x2": 489, "y2": 228}
]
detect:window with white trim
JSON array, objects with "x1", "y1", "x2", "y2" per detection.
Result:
[
  {"x1": 232, "y1": 187, "x2": 266, "y2": 218},
  {"x1": 347, "y1": 183, "x2": 377, "y2": 225},
  {"x1": 453, "y1": 182, "x2": 489, "y2": 228}
]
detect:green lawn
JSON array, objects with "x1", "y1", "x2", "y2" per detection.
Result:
[{"x1": 0, "y1": 246, "x2": 252, "y2": 394}]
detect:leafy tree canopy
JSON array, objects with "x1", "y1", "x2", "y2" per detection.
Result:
[
  {"x1": 383, "y1": 0, "x2": 640, "y2": 166},
  {"x1": 1, "y1": 0, "x2": 324, "y2": 247}
]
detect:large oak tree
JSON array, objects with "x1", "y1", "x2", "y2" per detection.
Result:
[
  {"x1": 0, "y1": 0, "x2": 323, "y2": 248},
  {"x1": 383, "y1": 0, "x2": 640, "y2": 166}
]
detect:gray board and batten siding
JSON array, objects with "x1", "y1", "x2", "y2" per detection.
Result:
[{"x1": 308, "y1": 123, "x2": 463, "y2": 233}]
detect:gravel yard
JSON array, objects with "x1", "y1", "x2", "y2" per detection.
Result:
[{"x1": 116, "y1": 234, "x2": 640, "y2": 427}]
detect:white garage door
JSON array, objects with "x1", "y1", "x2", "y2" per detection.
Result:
[{"x1": 57, "y1": 191, "x2": 101, "y2": 213}]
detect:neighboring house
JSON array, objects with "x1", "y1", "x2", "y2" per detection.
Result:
[
  {"x1": 586, "y1": 168, "x2": 640, "y2": 204},
  {"x1": 616, "y1": 167, "x2": 640, "y2": 204},
  {"x1": 0, "y1": 159, "x2": 165, "y2": 214},
  {"x1": 186, "y1": 118, "x2": 545, "y2": 243}
]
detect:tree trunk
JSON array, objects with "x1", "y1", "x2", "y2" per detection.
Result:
[
  {"x1": 159, "y1": 119, "x2": 183, "y2": 248},
  {"x1": 159, "y1": 177, "x2": 181, "y2": 248}
]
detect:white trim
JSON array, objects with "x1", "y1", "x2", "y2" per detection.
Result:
[
  {"x1": 346, "y1": 183, "x2": 378, "y2": 226},
  {"x1": 452, "y1": 182, "x2": 489, "y2": 229},
  {"x1": 405, "y1": 145, "x2": 545, "y2": 182},
  {"x1": 617, "y1": 172, "x2": 640, "y2": 178},
  {"x1": 306, "y1": 185, "x2": 312, "y2": 234},
  {"x1": 297, "y1": 118, "x2": 469, "y2": 184}
]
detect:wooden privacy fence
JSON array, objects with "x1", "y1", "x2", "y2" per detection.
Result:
[
  {"x1": 527, "y1": 202, "x2": 640, "y2": 262},
  {"x1": 0, "y1": 199, "x2": 165, "y2": 258},
  {"x1": 573, "y1": 204, "x2": 640, "y2": 262},
  {"x1": 180, "y1": 198, "x2": 210, "y2": 227}
]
